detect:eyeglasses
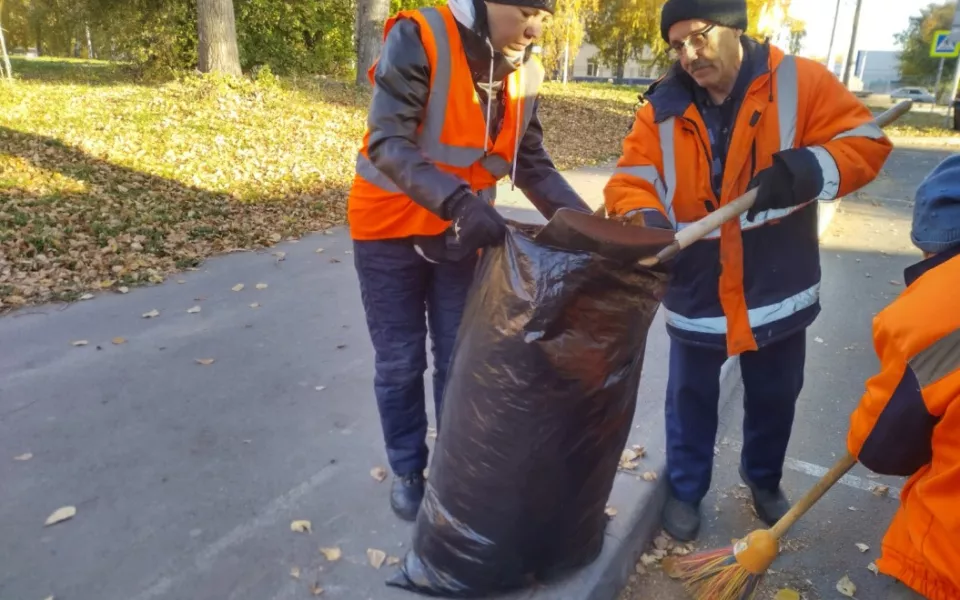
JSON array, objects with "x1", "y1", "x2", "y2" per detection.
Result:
[{"x1": 667, "y1": 24, "x2": 716, "y2": 59}]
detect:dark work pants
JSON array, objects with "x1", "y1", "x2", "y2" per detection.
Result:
[
  {"x1": 665, "y1": 330, "x2": 807, "y2": 503},
  {"x1": 353, "y1": 239, "x2": 478, "y2": 476}
]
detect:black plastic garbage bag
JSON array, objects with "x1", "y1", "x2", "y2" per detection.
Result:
[{"x1": 387, "y1": 221, "x2": 669, "y2": 598}]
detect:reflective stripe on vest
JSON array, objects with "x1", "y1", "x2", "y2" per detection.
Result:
[
  {"x1": 664, "y1": 282, "x2": 821, "y2": 335},
  {"x1": 611, "y1": 118, "x2": 678, "y2": 225}
]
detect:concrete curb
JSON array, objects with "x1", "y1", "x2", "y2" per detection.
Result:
[{"x1": 886, "y1": 135, "x2": 960, "y2": 148}]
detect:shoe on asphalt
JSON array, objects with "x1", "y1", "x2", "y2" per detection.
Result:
[
  {"x1": 739, "y1": 465, "x2": 791, "y2": 527},
  {"x1": 661, "y1": 492, "x2": 701, "y2": 542},
  {"x1": 390, "y1": 472, "x2": 425, "y2": 522}
]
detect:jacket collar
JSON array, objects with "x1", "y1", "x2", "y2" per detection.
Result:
[
  {"x1": 643, "y1": 38, "x2": 780, "y2": 124},
  {"x1": 904, "y1": 244, "x2": 960, "y2": 286}
]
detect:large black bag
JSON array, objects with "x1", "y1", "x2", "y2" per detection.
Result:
[{"x1": 388, "y1": 222, "x2": 668, "y2": 597}]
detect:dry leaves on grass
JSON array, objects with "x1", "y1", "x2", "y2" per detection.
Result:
[
  {"x1": 290, "y1": 520, "x2": 312, "y2": 534},
  {"x1": 0, "y1": 72, "x2": 630, "y2": 310},
  {"x1": 45, "y1": 505, "x2": 77, "y2": 526}
]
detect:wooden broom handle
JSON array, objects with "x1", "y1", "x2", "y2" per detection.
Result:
[{"x1": 769, "y1": 452, "x2": 858, "y2": 540}]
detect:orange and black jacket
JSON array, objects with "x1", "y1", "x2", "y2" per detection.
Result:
[
  {"x1": 347, "y1": 5, "x2": 588, "y2": 255},
  {"x1": 605, "y1": 39, "x2": 892, "y2": 356},
  {"x1": 847, "y1": 245, "x2": 960, "y2": 600}
]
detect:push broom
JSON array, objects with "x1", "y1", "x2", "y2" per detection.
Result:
[{"x1": 661, "y1": 452, "x2": 858, "y2": 600}]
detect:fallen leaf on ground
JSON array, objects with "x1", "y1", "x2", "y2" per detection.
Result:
[
  {"x1": 232, "y1": 284, "x2": 245, "y2": 292},
  {"x1": 187, "y1": 306, "x2": 201, "y2": 314},
  {"x1": 604, "y1": 506, "x2": 618, "y2": 518},
  {"x1": 177, "y1": 280, "x2": 186, "y2": 284},
  {"x1": 195, "y1": 358, "x2": 216, "y2": 366},
  {"x1": 867, "y1": 562, "x2": 879, "y2": 575},
  {"x1": 249, "y1": 303, "x2": 260, "y2": 308},
  {"x1": 315, "y1": 386, "x2": 326, "y2": 391},
  {"x1": 274, "y1": 251, "x2": 286, "y2": 261},
  {"x1": 329, "y1": 258, "x2": 341, "y2": 264},
  {"x1": 856, "y1": 543, "x2": 870, "y2": 553},
  {"x1": 80, "y1": 293, "x2": 94, "y2": 301},
  {"x1": 309, "y1": 583, "x2": 324, "y2": 596},
  {"x1": 872, "y1": 485, "x2": 890, "y2": 497},
  {"x1": 370, "y1": 467, "x2": 387, "y2": 482},
  {"x1": 367, "y1": 548, "x2": 387, "y2": 569},
  {"x1": 387, "y1": 556, "x2": 401, "y2": 566},
  {"x1": 642, "y1": 471, "x2": 658, "y2": 481},
  {"x1": 774, "y1": 589, "x2": 801, "y2": 600},
  {"x1": 889, "y1": 280, "x2": 902, "y2": 286},
  {"x1": 14, "y1": 453, "x2": 33, "y2": 461},
  {"x1": 118, "y1": 287, "x2": 130, "y2": 294},
  {"x1": 72, "y1": 340, "x2": 89, "y2": 346},
  {"x1": 814, "y1": 337, "x2": 824, "y2": 343},
  {"x1": 837, "y1": 574, "x2": 857, "y2": 597},
  {"x1": 142, "y1": 309, "x2": 160, "y2": 319},
  {"x1": 621, "y1": 448, "x2": 639, "y2": 463},
  {"x1": 848, "y1": 506, "x2": 859, "y2": 511},
  {"x1": 255, "y1": 283, "x2": 268, "y2": 290},
  {"x1": 290, "y1": 566, "x2": 301, "y2": 579},
  {"x1": 640, "y1": 553, "x2": 659, "y2": 566},
  {"x1": 315, "y1": 248, "x2": 325, "y2": 253},
  {"x1": 112, "y1": 337, "x2": 127, "y2": 345},
  {"x1": 290, "y1": 520, "x2": 312, "y2": 534},
  {"x1": 320, "y1": 547, "x2": 342, "y2": 561},
  {"x1": 631, "y1": 445, "x2": 647, "y2": 457},
  {"x1": 653, "y1": 534, "x2": 669, "y2": 550},
  {"x1": 45, "y1": 506, "x2": 77, "y2": 526}
]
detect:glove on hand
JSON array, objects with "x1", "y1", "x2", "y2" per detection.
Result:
[
  {"x1": 444, "y1": 189, "x2": 507, "y2": 252},
  {"x1": 746, "y1": 149, "x2": 824, "y2": 221}
]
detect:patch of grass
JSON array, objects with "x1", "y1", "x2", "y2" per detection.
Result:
[{"x1": 0, "y1": 59, "x2": 640, "y2": 308}]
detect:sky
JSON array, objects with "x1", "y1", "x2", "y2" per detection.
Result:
[{"x1": 787, "y1": 0, "x2": 946, "y2": 57}]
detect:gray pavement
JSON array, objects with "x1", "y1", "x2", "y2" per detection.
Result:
[
  {"x1": 621, "y1": 146, "x2": 954, "y2": 600},
  {"x1": 1, "y1": 170, "x2": 667, "y2": 600}
]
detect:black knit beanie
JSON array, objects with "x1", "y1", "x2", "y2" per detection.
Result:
[
  {"x1": 660, "y1": 0, "x2": 748, "y2": 41},
  {"x1": 487, "y1": 0, "x2": 557, "y2": 14}
]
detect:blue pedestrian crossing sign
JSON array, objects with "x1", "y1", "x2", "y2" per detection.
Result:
[{"x1": 931, "y1": 30, "x2": 960, "y2": 58}]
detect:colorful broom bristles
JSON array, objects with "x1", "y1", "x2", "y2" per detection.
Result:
[{"x1": 663, "y1": 545, "x2": 764, "y2": 600}]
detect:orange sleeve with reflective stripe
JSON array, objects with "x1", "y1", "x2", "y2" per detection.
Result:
[
  {"x1": 797, "y1": 60, "x2": 893, "y2": 198},
  {"x1": 604, "y1": 103, "x2": 668, "y2": 218}
]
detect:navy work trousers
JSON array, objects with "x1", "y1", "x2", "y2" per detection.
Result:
[
  {"x1": 665, "y1": 330, "x2": 807, "y2": 503},
  {"x1": 353, "y1": 238, "x2": 478, "y2": 477}
]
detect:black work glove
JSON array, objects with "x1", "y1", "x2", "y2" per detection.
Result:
[
  {"x1": 443, "y1": 189, "x2": 507, "y2": 252},
  {"x1": 746, "y1": 149, "x2": 824, "y2": 222}
]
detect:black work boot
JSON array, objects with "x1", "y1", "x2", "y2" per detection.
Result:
[
  {"x1": 390, "y1": 472, "x2": 425, "y2": 522},
  {"x1": 739, "y1": 466, "x2": 791, "y2": 527},
  {"x1": 662, "y1": 491, "x2": 701, "y2": 542}
]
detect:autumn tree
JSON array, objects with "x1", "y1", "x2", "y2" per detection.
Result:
[
  {"x1": 896, "y1": 2, "x2": 954, "y2": 86},
  {"x1": 585, "y1": 0, "x2": 662, "y2": 82},
  {"x1": 786, "y1": 16, "x2": 806, "y2": 55},
  {"x1": 196, "y1": 0, "x2": 241, "y2": 75},
  {"x1": 539, "y1": 0, "x2": 599, "y2": 80}
]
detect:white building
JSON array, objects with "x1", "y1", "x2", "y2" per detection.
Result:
[{"x1": 571, "y1": 43, "x2": 664, "y2": 82}]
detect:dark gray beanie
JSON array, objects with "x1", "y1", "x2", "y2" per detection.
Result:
[
  {"x1": 487, "y1": 0, "x2": 556, "y2": 14},
  {"x1": 660, "y1": 0, "x2": 748, "y2": 41}
]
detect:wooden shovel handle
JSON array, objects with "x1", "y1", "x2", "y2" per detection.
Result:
[{"x1": 769, "y1": 452, "x2": 858, "y2": 540}]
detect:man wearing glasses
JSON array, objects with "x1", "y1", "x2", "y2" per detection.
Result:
[{"x1": 604, "y1": 0, "x2": 892, "y2": 541}]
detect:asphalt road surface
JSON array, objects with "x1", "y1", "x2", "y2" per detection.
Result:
[{"x1": 620, "y1": 146, "x2": 953, "y2": 600}]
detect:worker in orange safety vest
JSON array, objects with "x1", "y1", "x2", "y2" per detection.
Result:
[
  {"x1": 604, "y1": 0, "x2": 893, "y2": 541},
  {"x1": 347, "y1": 0, "x2": 590, "y2": 521},
  {"x1": 846, "y1": 154, "x2": 960, "y2": 600}
]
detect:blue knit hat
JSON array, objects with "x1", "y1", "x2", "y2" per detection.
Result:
[{"x1": 912, "y1": 154, "x2": 960, "y2": 254}]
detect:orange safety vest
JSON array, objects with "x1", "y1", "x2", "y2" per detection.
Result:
[
  {"x1": 347, "y1": 5, "x2": 543, "y2": 241},
  {"x1": 604, "y1": 44, "x2": 893, "y2": 356},
  {"x1": 847, "y1": 248, "x2": 960, "y2": 600}
]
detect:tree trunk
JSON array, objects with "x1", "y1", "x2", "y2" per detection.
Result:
[
  {"x1": 196, "y1": 0, "x2": 242, "y2": 75},
  {"x1": 85, "y1": 24, "x2": 94, "y2": 59},
  {"x1": 355, "y1": 0, "x2": 389, "y2": 87},
  {"x1": 0, "y1": 0, "x2": 10, "y2": 80}
]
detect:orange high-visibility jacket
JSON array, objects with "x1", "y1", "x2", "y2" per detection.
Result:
[
  {"x1": 347, "y1": 5, "x2": 542, "y2": 241},
  {"x1": 605, "y1": 42, "x2": 892, "y2": 356},
  {"x1": 847, "y1": 246, "x2": 960, "y2": 600}
]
